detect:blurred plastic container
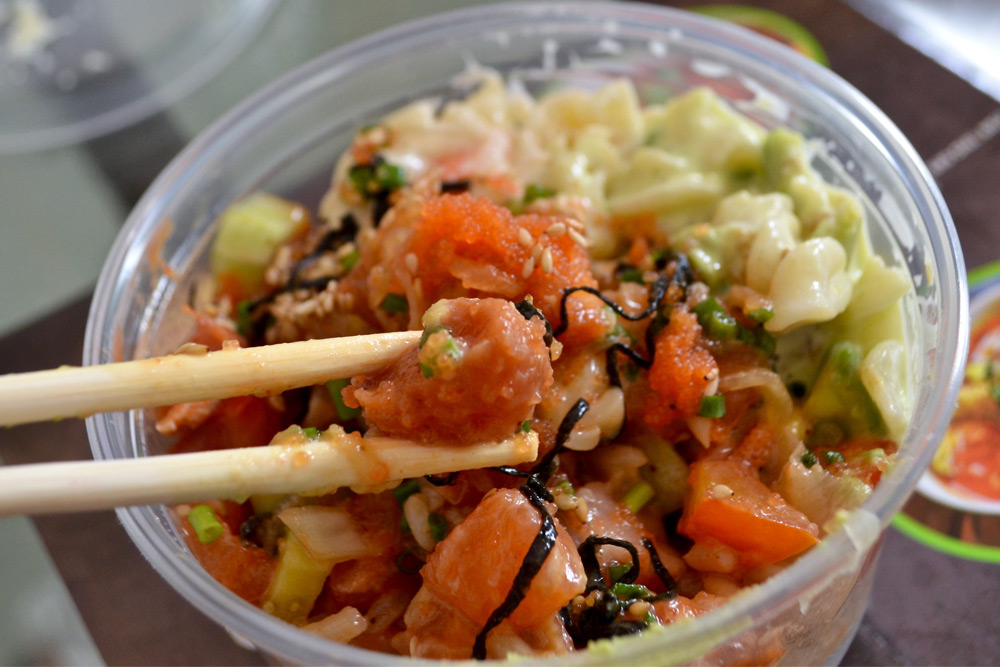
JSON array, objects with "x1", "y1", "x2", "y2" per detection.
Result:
[
  {"x1": 0, "y1": 0, "x2": 274, "y2": 153},
  {"x1": 84, "y1": 2, "x2": 966, "y2": 664}
]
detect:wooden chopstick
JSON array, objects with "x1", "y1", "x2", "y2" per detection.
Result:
[
  {"x1": 0, "y1": 430, "x2": 539, "y2": 516},
  {"x1": 0, "y1": 331, "x2": 420, "y2": 427}
]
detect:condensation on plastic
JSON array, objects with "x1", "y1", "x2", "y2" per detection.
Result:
[{"x1": 83, "y1": 3, "x2": 966, "y2": 665}]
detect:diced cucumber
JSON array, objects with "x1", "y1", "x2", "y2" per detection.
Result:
[
  {"x1": 262, "y1": 531, "x2": 334, "y2": 624},
  {"x1": 210, "y1": 192, "x2": 308, "y2": 297}
]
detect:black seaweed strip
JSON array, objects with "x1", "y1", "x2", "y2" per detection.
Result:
[
  {"x1": 423, "y1": 472, "x2": 460, "y2": 486},
  {"x1": 605, "y1": 341, "x2": 653, "y2": 388},
  {"x1": 239, "y1": 213, "x2": 359, "y2": 324},
  {"x1": 578, "y1": 535, "x2": 641, "y2": 590},
  {"x1": 514, "y1": 299, "x2": 554, "y2": 347},
  {"x1": 472, "y1": 486, "x2": 559, "y2": 660},
  {"x1": 553, "y1": 274, "x2": 670, "y2": 337},
  {"x1": 641, "y1": 537, "x2": 678, "y2": 597},
  {"x1": 287, "y1": 213, "x2": 359, "y2": 285},
  {"x1": 372, "y1": 191, "x2": 391, "y2": 226},
  {"x1": 529, "y1": 398, "x2": 589, "y2": 480},
  {"x1": 441, "y1": 180, "x2": 471, "y2": 193}
]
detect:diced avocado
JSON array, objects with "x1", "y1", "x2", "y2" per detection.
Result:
[
  {"x1": 803, "y1": 341, "x2": 886, "y2": 438},
  {"x1": 210, "y1": 192, "x2": 308, "y2": 298},
  {"x1": 638, "y1": 436, "x2": 689, "y2": 514},
  {"x1": 763, "y1": 129, "x2": 861, "y2": 253}
]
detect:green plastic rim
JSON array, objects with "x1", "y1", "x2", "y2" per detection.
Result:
[
  {"x1": 891, "y1": 512, "x2": 1000, "y2": 564},
  {"x1": 693, "y1": 5, "x2": 829, "y2": 66}
]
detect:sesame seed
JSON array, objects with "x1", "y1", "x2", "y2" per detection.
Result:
[
  {"x1": 574, "y1": 495, "x2": 589, "y2": 522},
  {"x1": 532, "y1": 243, "x2": 544, "y2": 261},
  {"x1": 711, "y1": 483, "x2": 734, "y2": 500},
  {"x1": 566, "y1": 217, "x2": 586, "y2": 231},
  {"x1": 518, "y1": 227, "x2": 533, "y2": 247},
  {"x1": 541, "y1": 246, "x2": 554, "y2": 273},
  {"x1": 568, "y1": 228, "x2": 589, "y2": 247},
  {"x1": 404, "y1": 252, "x2": 418, "y2": 275},
  {"x1": 521, "y1": 256, "x2": 535, "y2": 279},
  {"x1": 545, "y1": 222, "x2": 566, "y2": 236}
]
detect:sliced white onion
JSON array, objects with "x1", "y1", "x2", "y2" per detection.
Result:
[
  {"x1": 301, "y1": 606, "x2": 368, "y2": 642},
  {"x1": 719, "y1": 368, "x2": 794, "y2": 420},
  {"x1": 687, "y1": 416, "x2": 712, "y2": 448},
  {"x1": 564, "y1": 424, "x2": 602, "y2": 452},
  {"x1": 277, "y1": 505, "x2": 373, "y2": 563}
]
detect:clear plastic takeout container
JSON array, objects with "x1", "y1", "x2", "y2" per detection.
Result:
[{"x1": 84, "y1": 2, "x2": 967, "y2": 664}]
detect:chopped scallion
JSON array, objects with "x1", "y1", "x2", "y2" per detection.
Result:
[
  {"x1": 374, "y1": 161, "x2": 406, "y2": 190},
  {"x1": 623, "y1": 480, "x2": 655, "y2": 515},
  {"x1": 187, "y1": 504, "x2": 224, "y2": 545},
  {"x1": 523, "y1": 183, "x2": 556, "y2": 204},
  {"x1": 325, "y1": 378, "x2": 362, "y2": 421},
  {"x1": 379, "y1": 292, "x2": 408, "y2": 315},
  {"x1": 428, "y1": 513, "x2": 448, "y2": 543},
  {"x1": 611, "y1": 582, "x2": 650, "y2": 600},
  {"x1": 395, "y1": 549, "x2": 423, "y2": 574},
  {"x1": 608, "y1": 563, "x2": 633, "y2": 583},
  {"x1": 698, "y1": 395, "x2": 726, "y2": 419},
  {"x1": 748, "y1": 307, "x2": 774, "y2": 323},
  {"x1": 301, "y1": 427, "x2": 320, "y2": 440},
  {"x1": 821, "y1": 450, "x2": 845, "y2": 465},
  {"x1": 800, "y1": 450, "x2": 819, "y2": 468},
  {"x1": 693, "y1": 298, "x2": 737, "y2": 340},
  {"x1": 235, "y1": 299, "x2": 255, "y2": 338},
  {"x1": 419, "y1": 324, "x2": 446, "y2": 348},
  {"x1": 520, "y1": 420, "x2": 532, "y2": 433},
  {"x1": 393, "y1": 479, "x2": 420, "y2": 505},
  {"x1": 339, "y1": 248, "x2": 360, "y2": 272},
  {"x1": 618, "y1": 267, "x2": 644, "y2": 284},
  {"x1": 419, "y1": 362, "x2": 435, "y2": 379}
]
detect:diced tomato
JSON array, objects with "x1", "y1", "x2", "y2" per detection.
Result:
[
  {"x1": 679, "y1": 459, "x2": 819, "y2": 567},
  {"x1": 419, "y1": 488, "x2": 586, "y2": 631},
  {"x1": 169, "y1": 395, "x2": 285, "y2": 454}
]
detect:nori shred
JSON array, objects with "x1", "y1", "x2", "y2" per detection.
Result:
[
  {"x1": 472, "y1": 482, "x2": 558, "y2": 660},
  {"x1": 605, "y1": 341, "x2": 652, "y2": 388},
  {"x1": 552, "y1": 277, "x2": 669, "y2": 337},
  {"x1": 423, "y1": 472, "x2": 460, "y2": 487},
  {"x1": 514, "y1": 299, "x2": 555, "y2": 347},
  {"x1": 472, "y1": 399, "x2": 592, "y2": 658},
  {"x1": 235, "y1": 213, "x2": 360, "y2": 338},
  {"x1": 560, "y1": 535, "x2": 679, "y2": 647},
  {"x1": 641, "y1": 537, "x2": 678, "y2": 597},
  {"x1": 441, "y1": 180, "x2": 471, "y2": 193}
]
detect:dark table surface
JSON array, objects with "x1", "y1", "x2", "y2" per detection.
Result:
[{"x1": 1, "y1": 1, "x2": 999, "y2": 664}]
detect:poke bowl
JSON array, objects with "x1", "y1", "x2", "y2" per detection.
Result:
[{"x1": 84, "y1": 2, "x2": 966, "y2": 665}]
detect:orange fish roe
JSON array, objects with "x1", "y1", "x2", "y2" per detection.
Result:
[
  {"x1": 406, "y1": 193, "x2": 597, "y2": 325},
  {"x1": 644, "y1": 308, "x2": 718, "y2": 430}
]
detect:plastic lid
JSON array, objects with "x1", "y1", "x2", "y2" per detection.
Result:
[{"x1": 0, "y1": 0, "x2": 275, "y2": 153}]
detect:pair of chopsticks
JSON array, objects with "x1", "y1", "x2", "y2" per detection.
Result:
[{"x1": 0, "y1": 332, "x2": 539, "y2": 516}]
